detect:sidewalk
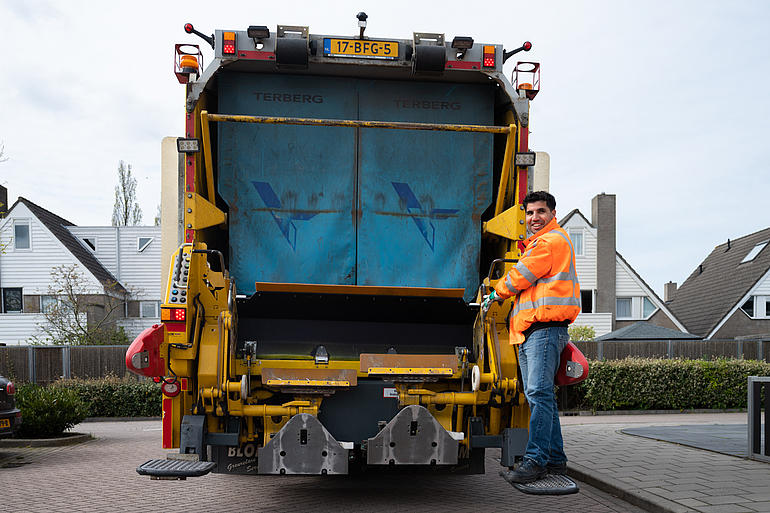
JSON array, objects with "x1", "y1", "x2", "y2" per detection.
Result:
[{"x1": 560, "y1": 412, "x2": 770, "y2": 513}]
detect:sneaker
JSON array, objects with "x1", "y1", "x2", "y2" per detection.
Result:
[
  {"x1": 499, "y1": 459, "x2": 547, "y2": 484},
  {"x1": 546, "y1": 461, "x2": 567, "y2": 475}
]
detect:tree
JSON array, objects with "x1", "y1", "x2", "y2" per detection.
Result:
[
  {"x1": 111, "y1": 160, "x2": 142, "y2": 226},
  {"x1": 568, "y1": 325, "x2": 596, "y2": 342},
  {"x1": 0, "y1": 141, "x2": 7, "y2": 163},
  {"x1": 32, "y1": 264, "x2": 130, "y2": 345},
  {"x1": 154, "y1": 203, "x2": 161, "y2": 226}
]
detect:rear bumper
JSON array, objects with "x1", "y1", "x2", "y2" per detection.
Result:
[{"x1": 0, "y1": 408, "x2": 22, "y2": 439}]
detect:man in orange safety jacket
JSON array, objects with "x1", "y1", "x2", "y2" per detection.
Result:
[{"x1": 482, "y1": 190, "x2": 580, "y2": 485}]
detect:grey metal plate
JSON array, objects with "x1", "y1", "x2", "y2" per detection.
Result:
[
  {"x1": 367, "y1": 405, "x2": 459, "y2": 465},
  {"x1": 136, "y1": 459, "x2": 217, "y2": 478},
  {"x1": 512, "y1": 474, "x2": 579, "y2": 495},
  {"x1": 258, "y1": 413, "x2": 349, "y2": 475}
]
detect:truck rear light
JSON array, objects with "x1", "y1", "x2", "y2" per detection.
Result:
[
  {"x1": 176, "y1": 138, "x2": 200, "y2": 154},
  {"x1": 482, "y1": 45, "x2": 495, "y2": 68},
  {"x1": 161, "y1": 380, "x2": 181, "y2": 397},
  {"x1": 514, "y1": 152, "x2": 536, "y2": 167},
  {"x1": 6, "y1": 382, "x2": 14, "y2": 395},
  {"x1": 223, "y1": 31, "x2": 237, "y2": 55},
  {"x1": 162, "y1": 308, "x2": 186, "y2": 322}
]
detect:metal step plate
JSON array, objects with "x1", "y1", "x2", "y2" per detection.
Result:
[
  {"x1": 136, "y1": 459, "x2": 217, "y2": 478},
  {"x1": 512, "y1": 474, "x2": 580, "y2": 495}
]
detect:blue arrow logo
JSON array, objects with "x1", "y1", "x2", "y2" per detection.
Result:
[
  {"x1": 391, "y1": 182, "x2": 459, "y2": 251},
  {"x1": 252, "y1": 181, "x2": 318, "y2": 251}
]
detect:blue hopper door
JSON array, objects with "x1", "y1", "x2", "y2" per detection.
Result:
[{"x1": 217, "y1": 73, "x2": 494, "y2": 302}]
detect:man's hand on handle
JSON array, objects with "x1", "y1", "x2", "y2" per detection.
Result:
[{"x1": 481, "y1": 290, "x2": 503, "y2": 313}]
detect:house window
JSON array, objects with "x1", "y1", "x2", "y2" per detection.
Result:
[
  {"x1": 617, "y1": 296, "x2": 657, "y2": 320},
  {"x1": 741, "y1": 296, "x2": 769, "y2": 319},
  {"x1": 642, "y1": 297, "x2": 656, "y2": 318},
  {"x1": 41, "y1": 295, "x2": 59, "y2": 314},
  {"x1": 1, "y1": 288, "x2": 23, "y2": 313},
  {"x1": 138, "y1": 237, "x2": 154, "y2": 252},
  {"x1": 140, "y1": 301, "x2": 160, "y2": 318},
  {"x1": 617, "y1": 298, "x2": 632, "y2": 318},
  {"x1": 569, "y1": 230, "x2": 584, "y2": 257},
  {"x1": 14, "y1": 221, "x2": 30, "y2": 250},
  {"x1": 82, "y1": 237, "x2": 97, "y2": 251},
  {"x1": 580, "y1": 289, "x2": 594, "y2": 313},
  {"x1": 741, "y1": 241, "x2": 768, "y2": 264}
]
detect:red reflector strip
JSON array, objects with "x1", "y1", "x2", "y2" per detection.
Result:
[
  {"x1": 165, "y1": 322, "x2": 186, "y2": 333},
  {"x1": 223, "y1": 31, "x2": 236, "y2": 55},
  {"x1": 483, "y1": 45, "x2": 495, "y2": 67},
  {"x1": 445, "y1": 60, "x2": 481, "y2": 70},
  {"x1": 162, "y1": 398, "x2": 173, "y2": 449},
  {"x1": 181, "y1": 378, "x2": 188, "y2": 391},
  {"x1": 236, "y1": 50, "x2": 276, "y2": 60}
]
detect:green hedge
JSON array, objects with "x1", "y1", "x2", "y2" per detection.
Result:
[
  {"x1": 16, "y1": 384, "x2": 89, "y2": 438},
  {"x1": 55, "y1": 376, "x2": 162, "y2": 418},
  {"x1": 574, "y1": 357, "x2": 770, "y2": 411}
]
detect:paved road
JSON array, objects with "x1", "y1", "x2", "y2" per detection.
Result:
[{"x1": 0, "y1": 420, "x2": 644, "y2": 513}]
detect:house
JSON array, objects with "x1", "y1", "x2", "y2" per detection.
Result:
[
  {"x1": 560, "y1": 193, "x2": 687, "y2": 337},
  {"x1": 0, "y1": 187, "x2": 161, "y2": 345},
  {"x1": 666, "y1": 227, "x2": 770, "y2": 340}
]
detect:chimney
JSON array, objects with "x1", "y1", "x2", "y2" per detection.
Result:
[
  {"x1": 592, "y1": 193, "x2": 617, "y2": 329},
  {"x1": 0, "y1": 184, "x2": 7, "y2": 217},
  {"x1": 664, "y1": 281, "x2": 677, "y2": 302}
]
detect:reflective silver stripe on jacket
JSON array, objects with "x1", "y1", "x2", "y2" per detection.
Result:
[{"x1": 513, "y1": 295, "x2": 582, "y2": 316}]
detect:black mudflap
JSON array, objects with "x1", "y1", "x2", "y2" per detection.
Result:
[
  {"x1": 512, "y1": 474, "x2": 580, "y2": 495},
  {"x1": 210, "y1": 441, "x2": 260, "y2": 475}
]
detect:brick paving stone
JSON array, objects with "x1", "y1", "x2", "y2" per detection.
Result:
[
  {"x1": 0, "y1": 420, "x2": 646, "y2": 513},
  {"x1": 694, "y1": 506, "x2": 754, "y2": 513},
  {"x1": 743, "y1": 503, "x2": 770, "y2": 513},
  {"x1": 560, "y1": 414, "x2": 770, "y2": 513}
]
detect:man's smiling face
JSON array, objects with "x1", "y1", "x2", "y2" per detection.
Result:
[{"x1": 525, "y1": 200, "x2": 555, "y2": 235}]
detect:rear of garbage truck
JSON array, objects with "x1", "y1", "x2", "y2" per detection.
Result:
[{"x1": 127, "y1": 18, "x2": 546, "y2": 478}]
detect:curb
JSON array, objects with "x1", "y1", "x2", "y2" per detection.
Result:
[
  {"x1": 567, "y1": 462, "x2": 694, "y2": 513},
  {"x1": 561, "y1": 408, "x2": 746, "y2": 417},
  {"x1": 0, "y1": 433, "x2": 92, "y2": 448},
  {"x1": 83, "y1": 417, "x2": 161, "y2": 422}
]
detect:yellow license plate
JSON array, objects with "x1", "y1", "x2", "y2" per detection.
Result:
[
  {"x1": 0, "y1": 419, "x2": 10, "y2": 429},
  {"x1": 323, "y1": 38, "x2": 398, "y2": 60}
]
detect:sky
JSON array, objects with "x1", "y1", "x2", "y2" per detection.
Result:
[{"x1": 1, "y1": 0, "x2": 769, "y2": 297}]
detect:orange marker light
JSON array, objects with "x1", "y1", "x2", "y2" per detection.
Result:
[
  {"x1": 161, "y1": 308, "x2": 186, "y2": 322},
  {"x1": 223, "y1": 32, "x2": 237, "y2": 55},
  {"x1": 179, "y1": 54, "x2": 199, "y2": 73},
  {"x1": 483, "y1": 45, "x2": 496, "y2": 68}
]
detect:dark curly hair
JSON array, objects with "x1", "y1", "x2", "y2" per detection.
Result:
[{"x1": 523, "y1": 191, "x2": 556, "y2": 211}]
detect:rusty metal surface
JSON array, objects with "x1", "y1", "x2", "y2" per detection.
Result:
[
  {"x1": 359, "y1": 354, "x2": 458, "y2": 374},
  {"x1": 261, "y1": 368, "x2": 358, "y2": 387},
  {"x1": 216, "y1": 73, "x2": 494, "y2": 300},
  {"x1": 207, "y1": 113, "x2": 509, "y2": 133},
  {"x1": 254, "y1": 282, "x2": 465, "y2": 298}
]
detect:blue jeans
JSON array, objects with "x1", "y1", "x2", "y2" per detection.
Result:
[{"x1": 518, "y1": 326, "x2": 569, "y2": 467}]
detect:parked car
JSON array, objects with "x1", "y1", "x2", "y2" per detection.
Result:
[{"x1": 0, "y1": 374, "x2": 22, "y2": 438}]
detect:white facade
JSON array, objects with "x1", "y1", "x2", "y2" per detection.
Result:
[
  {"x1": 0, "y1": 203, "x2": 103, "y2": 294},
  {"x1": 561, "y1": 212, "x2": 686, "y2": 336},
  {"x1": 0, "y1": 200, "x2": 161, "y2": 345},
  {"x1": 68, "y1": 226, "x2": 162, "y2": 299}
]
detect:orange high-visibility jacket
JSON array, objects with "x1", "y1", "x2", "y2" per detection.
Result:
[{"x1": 493, "y1": 217, "x2": 581, "y2": 345}]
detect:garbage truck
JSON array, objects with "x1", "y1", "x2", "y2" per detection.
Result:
[{"x1": 127, "y1": 15, "x2": 565, "y2": 481}]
